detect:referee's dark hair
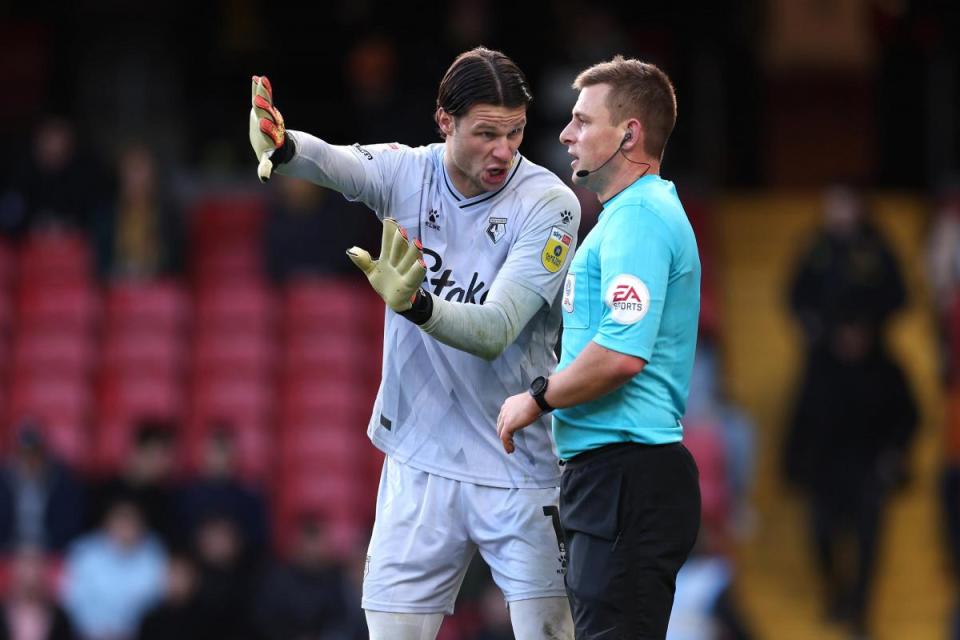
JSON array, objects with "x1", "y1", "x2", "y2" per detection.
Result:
[{"x1": 435, "y1": 47, "x2": 533, "y2": 137}]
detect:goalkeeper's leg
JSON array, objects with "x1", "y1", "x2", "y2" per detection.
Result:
[
  {"x1": 365, "y1": 611, "x2": 444, "y2": 640},
  {"x1": 509, "y1": 596, "x2": 575, "y2": 639}
]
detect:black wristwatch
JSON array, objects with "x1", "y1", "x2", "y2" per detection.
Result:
[{"x1": 529, "y1": 376, "x2": 554, "y2": 414}]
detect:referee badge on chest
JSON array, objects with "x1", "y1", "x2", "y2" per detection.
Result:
[
  {"x1": 562, "y1": 273, "x2": 575, "y2": 312},
  {"x1": 486, "y1": 217, "x2": 507, "y2": 244}
]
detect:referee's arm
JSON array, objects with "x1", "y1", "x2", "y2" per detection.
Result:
[
  {"x1": 497, "y1": 341, "x2": 645, "y2": 453},
  {"x1": 541, "y1": 341, "x2": 645, "y2": 409}
]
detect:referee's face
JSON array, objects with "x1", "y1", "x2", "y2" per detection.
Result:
[
  {"x1": 560, "y1": 84, "x2": 620, "y2": 186},
  {"x1": 442, "y1": 104, "x2": 526, "y2": 198}
]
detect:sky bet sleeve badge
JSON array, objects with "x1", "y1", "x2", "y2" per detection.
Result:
[{"x1": 541, "y1": 226, "x2": 573, "y2": 273}]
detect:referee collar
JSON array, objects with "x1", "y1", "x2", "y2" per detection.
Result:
[{"x1": 600, "y1": 173, "x2": 660, "y2": 216}]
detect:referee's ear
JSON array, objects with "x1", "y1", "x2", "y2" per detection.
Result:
[{"x1": 623, "y1": 119, "x2": 642, "y2": 152}]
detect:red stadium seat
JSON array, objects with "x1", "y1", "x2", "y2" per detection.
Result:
[
  {"x1": 101, "y1": 329, "x2": 187, "y2": 376},
  {"x1": 276, "y1": 424, "x2": 366, "y2": 472},
  {"x1": 276, "y1": 471, "x2": 366, "y2": 523},
  {"x1": 0, "y1": 240, "x2": 17, "y2": 290},
  {"x1": 189, "y1": 195, "x2": 267, "y2": 250},
  {"x1": 12, "y1": 330, "x2": 97, "y2": 375},
  {"x1": 97, "y1": 372, "x2": 184, "y2": 419},
  {"x1": 192, "y1": 329, "x2": 277, "y2": 377},
  {"x1": 193, "y1": 248, "x2": 265, "y2": 286},
  {"x1": 94, "y1": 372, "x2": 185, "y2": 471},
  {"x1": 17, "y1": 231, "x2": 93, "y2": 287},
  {"x1": 279, "y1": 377, "x2": 372, "y2": 425},
  {"x1": 282, "y1": 277, "x2": 383, "y2": 336},
  {"x1": 281, "y1": 332, "x2": 377, "y2": 380},
  {"x1": 9, "y1": 375, "x2": 92, "y2": 421},
  {"x1": 189, "y1": 194, "x2": 267, "y2": 285},
  {"x1": 16, "y1": 285, "x2": 100, "y2": 332},
  {"x1": 7, "y1": 375, "x2": 92, "y2": 468},
  {"x1": 104, "y1": 281, "x2": 190, "y2": 333},
  {"x1": 191, "y1": 373, "x2": 275, "y2": 420},
  {"x1": 195, "y1": 283, "x2": 276, "y2": 332},
  {"x1": 0, "y1": 294, "x2": 15, "y2": 335}
]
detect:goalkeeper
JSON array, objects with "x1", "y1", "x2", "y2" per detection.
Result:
[{"x1": 250, "y1": 48, "x2": 580, "y2": 640}]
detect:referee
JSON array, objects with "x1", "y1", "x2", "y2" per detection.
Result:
[{"x1": 497, "y1": 56, "x2": 701, "y2": 639}]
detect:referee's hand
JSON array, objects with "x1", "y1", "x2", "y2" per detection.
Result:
[{"x1": 497, "y1": 392, "x2": 541, "y2": 454}]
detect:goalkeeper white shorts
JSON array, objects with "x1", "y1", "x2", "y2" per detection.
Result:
[{"x1": 361, "y1": 455, "x2": 567, "y2": 614}]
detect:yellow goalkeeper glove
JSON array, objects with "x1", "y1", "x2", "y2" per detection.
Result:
[
  {"x1": 347, "y1": 219, "x2": 427, "y2": 313},
  {"x1": 249, "y1": 75, "x2": 286, "y2": 182}
]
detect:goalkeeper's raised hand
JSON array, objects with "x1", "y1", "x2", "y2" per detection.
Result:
[
  {"x1": 347, "y1": 219, "x2": 427, "y2": 313},
  {"x1": 249, "y1": 75, "x2": 286, "y2": 183}
]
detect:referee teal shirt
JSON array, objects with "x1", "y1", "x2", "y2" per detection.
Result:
[{"x1": 553, "y1": 174, "x2": 700, "y2": 460}]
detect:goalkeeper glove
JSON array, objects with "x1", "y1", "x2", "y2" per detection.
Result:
[
  {"x1": 249, "y1": 75, "x2": 288, "y2": 182},
  {"x1": 347, "y1": 219, "x2": 427, "y2": 313}
]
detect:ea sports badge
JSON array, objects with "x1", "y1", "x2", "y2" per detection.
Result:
[
  {"x1": 605, "y1": 274, "x2": 650, "y2": 324},
  {"x1": 541, "y1": 226, "x2": 572, "y2": 273}
]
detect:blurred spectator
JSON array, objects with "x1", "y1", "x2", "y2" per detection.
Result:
[
  {"x1": 784, "y1": 190, "x2": 918, "y2": 636},
  {"x1": 667, "y1": 552, "x2": 752, "y2": 640},
  {"x1": 190, "y1": 514, "x2": 259, "y2": 640},
  {"x1": 93, "y1": 144, "x2": 184, "y2": 281},
  {"x1": 784, "y1": 319, "x2": 917, "y2": 636},
  {"x1": 928, "y1": 186, "x2": 960, "y2": 639},
  {"x1": 0, "y1": 421, "x2": 86, "y2": 553},
  {"x1": 177, "y1": 426, "x2": 270, "y2": 557},
  {"x1": 789, "y1": 183, "x2": 906, "y2": 348},
  {"x1": 341, "y1": 35, "x2": 433, "y2": 145},
  {"x1": 254, "y1": 514, "x2": 358, "y2": 640},
  {"x1": 926, "y1": 186, "x2": 960, "y2": 384},
  {"x1": 0, "y1": 546, "x2": 75, "y2": 640},
  {"x1": 0, "y1": 116, "x2": 104, "y2": 237},
  {"x1": 136, "y1": 553, "x2": 204, "y2": 640},
  {"x1": 671, "y1": 409, "x2": 755, "y2": 640},
  {"x1": 61, "y1": 499, "x2": 167, "y2": 640},
  {"x1": 674, "y1": 343, "x2": 756, "y2": 640},
  {"x1": 91, "y1": 421, "x2": 178, "y2": 545},
  {"x1": 263, "y1": 177, "x2": 374, "y2": 283},
  {"x1": 685, "y1": 340, "x2": 756, "y2": 532}
]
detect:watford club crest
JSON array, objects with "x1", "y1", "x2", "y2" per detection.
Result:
[
  {"x1": 541, "y1": 226, "x2": 573, "y2": 273},
  {"x1": 487, "y1": 217, "x2": 507, "y2": 244}
]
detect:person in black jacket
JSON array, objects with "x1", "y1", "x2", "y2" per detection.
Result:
[
  {"x1": 785, "y1": 184, "x2": 917, "y2": 638},
  {"x1": 0, "y1": 421, "x2": 86, "y2": 552},
  {"x1": 137, "y1": 553, "x2": 205, "y2": 640},
  {"x1": 254, "y1": 515, "x2": 359, "y2": 640}
]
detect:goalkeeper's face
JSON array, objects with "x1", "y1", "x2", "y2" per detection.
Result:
[{"x1": 440, "y1": 104, "x2": 526, "y2": 198}]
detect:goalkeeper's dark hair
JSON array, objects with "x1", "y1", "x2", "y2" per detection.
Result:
[{"x1": 435, "y1": 47, "x2": 532, "y2": 137}]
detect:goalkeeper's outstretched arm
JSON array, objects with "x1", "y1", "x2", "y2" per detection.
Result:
[
  {"x1": 349, "y1": 220, "x2": 545, "y2": 362},
  {"x1": 249, "y1": 75, "x2": 369, "y2": 197}
]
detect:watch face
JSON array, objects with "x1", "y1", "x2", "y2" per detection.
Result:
[{"x1": 531, "y1": 376, "x2": 547, "y2": 395}]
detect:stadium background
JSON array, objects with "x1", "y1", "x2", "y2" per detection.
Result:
[{"x1": 0, "y1": 1, "x2": 958, "y2": 639}]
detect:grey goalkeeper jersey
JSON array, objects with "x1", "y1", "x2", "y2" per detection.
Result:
[{"x1": 283, "y1": 136, "x2": 580, "y2": 488}]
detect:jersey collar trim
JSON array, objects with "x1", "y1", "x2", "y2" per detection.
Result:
[{"x1": 440, "y1": 152, "x2": 524, "y2": 209}]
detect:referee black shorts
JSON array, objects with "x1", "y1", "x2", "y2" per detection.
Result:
[{"x1": 560, "y1": 441, "x2": 701, "y2": 640}]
